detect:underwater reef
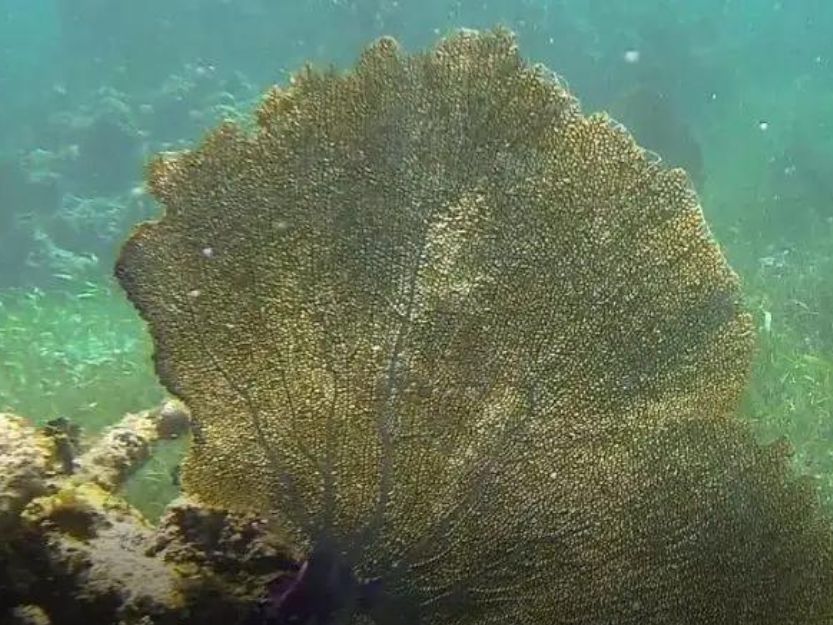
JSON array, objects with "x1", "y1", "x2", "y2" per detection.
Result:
[
  {"x1": 0, "y1": 67, "x2": 255, "y2": 289},
  {"x1": 1, "y1": 403, "x2": 292, "y2": 624},
  {"x1": 3, "y1": 28, "x2": 833, "y2": 624}
]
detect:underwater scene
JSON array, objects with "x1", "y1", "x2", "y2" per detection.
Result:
[{"x1": 2, "y1": 0, "x2": 833, "y2": 623}]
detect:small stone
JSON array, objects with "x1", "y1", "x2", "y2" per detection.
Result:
[{"x1": 157, "y1": 400, "x2": 191, "y2": 440}]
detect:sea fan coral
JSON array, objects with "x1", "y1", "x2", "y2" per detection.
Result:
[{"x1": 115, "y1": 29, "x2": 833, "y2": 625}]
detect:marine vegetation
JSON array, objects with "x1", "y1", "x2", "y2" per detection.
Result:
[
  {"x1": 0, "y1": 281, "x2": 162, "y2": 431},
  {"x1": 115, "y1": 29, "x2": 833, "y2": 625}
]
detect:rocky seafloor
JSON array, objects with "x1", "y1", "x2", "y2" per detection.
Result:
[{"x1": 0, "y1": 403, "x2": 294, "y2": 625}]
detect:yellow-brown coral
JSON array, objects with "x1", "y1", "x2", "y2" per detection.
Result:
[
  {"x1": 116, "y1": 29, "x2": 833, "y2": 625},
  {"x1": 0, "y1": 415, "x2": 56, "y2": 533}
]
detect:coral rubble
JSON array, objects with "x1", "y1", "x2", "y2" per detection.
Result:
[{"x1": 0, "y1": 405, "x2": 290, "y2": 624}]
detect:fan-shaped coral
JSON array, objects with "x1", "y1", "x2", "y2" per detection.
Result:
[{"x1": 116, "y1": 28, "x2": 833, "y2": 625}]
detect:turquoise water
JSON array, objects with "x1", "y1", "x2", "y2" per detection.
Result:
[
  {"x1": 3, "y1": 1, "x2": 831, "y2": 437},
  {"x1": 1, "y1": 1, "x2": 832, "y2": 491},
  {"x1": 2, "y1": 1, "x2": 833, "y2": 621}
]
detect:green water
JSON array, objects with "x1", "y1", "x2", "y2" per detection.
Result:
[{"x1": 1, "y1": 0, "x2": 832, "y2": 512}]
